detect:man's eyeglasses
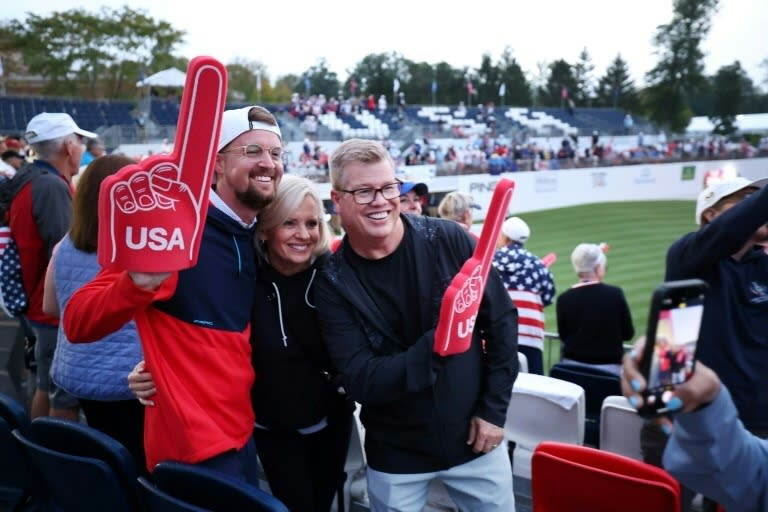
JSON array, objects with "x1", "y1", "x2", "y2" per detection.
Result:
[
  {"x1": 220, "y1": 144, "x2": 283, "y2": 161},
  {"x1": 339, "y1": 181, "x2": 402, "y2": 205}
]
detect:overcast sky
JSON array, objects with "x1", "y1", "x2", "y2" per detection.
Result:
[{"x1": 5, "y1": 0, "x2": 767, "y2": 89}]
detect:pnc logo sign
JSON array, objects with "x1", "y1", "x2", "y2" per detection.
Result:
[{"x1": 125, "y1": 226, "x2": 185, "y2": 251}]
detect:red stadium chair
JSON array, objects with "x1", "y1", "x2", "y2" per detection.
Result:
[{"x1": 531, "y1": 441, "x2": 680, "y2": 512}]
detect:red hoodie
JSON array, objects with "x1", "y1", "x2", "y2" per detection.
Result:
[{"x1": 64, "y1": 205, "x2": 257, "y2": 472}]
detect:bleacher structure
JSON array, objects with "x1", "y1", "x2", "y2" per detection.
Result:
[
  {"x1": 318, "y1": 109, "x2": 391, "y2": 140},
  {"x1": 1, "y1": 94, "x2": 642, "y2": 149},
  {"x1": 0, "y1": 96, "x2": 135, "y2": 133}
]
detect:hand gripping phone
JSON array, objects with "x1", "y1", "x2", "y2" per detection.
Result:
[{"x1": 637, "y1": 279, "x2": 708, "y2": 418}]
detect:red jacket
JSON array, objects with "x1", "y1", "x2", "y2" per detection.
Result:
[
  {"x1": 64, "y1": 269, "x2": 255, "y2": 471},
  {"x1": 9, "y1": 161, "x2": 73, "y2": 326},
  {"x1": 63, "y1": 204, "x2": 258, "y2": 472}
]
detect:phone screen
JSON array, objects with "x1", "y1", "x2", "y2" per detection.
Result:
[{"x1": 642, "y1": 287, "x2": 705, "y2": 415}]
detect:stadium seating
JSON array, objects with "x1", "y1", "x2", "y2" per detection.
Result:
[
  {"x1": 13, "y1": 417, "x2": 141, "y2": 511},
  {"x1": 151, "y1": 460, "x2": 290, "y2": 511},
  {"x1": 531, "y1": 441, "x2": 680, "y2": 511},
  {"x1": 0, "y1": 392, "x2": 31, "y2": 509},
  {"x1": 137, "y1": 476, "x2": 205, "y2": 512},
  {"x1": 1, "y1": 93, "x2": 639, "y2": 145},
  {"x1": 549, "y1": 362, "x2": 622, "y2": 447},
  {"x1": 504, "y1": 373, "x2": 585, "y2": 480},
  {"x1": 599, "y1": 395, "x2": 644, "y2": 460},
  {"x1": 339, "y1": 403, "x2": 369, "y2": 512}
]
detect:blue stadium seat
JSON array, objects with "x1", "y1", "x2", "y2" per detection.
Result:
[
  {"x1": 13, "y1": 417, "x2": 141, "y2": 512},
  {"x1": 137, "y1": 476, "x2": 206, "y2": 512},
  {"x1": 153, "y1": 461, "x2": 290, "y2": 512},
  {"x1": 0, "y1": 392, "x2": 32, "y2": 510}
]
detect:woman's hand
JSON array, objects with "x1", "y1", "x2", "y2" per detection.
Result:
[
  {"x1": 128, "y1": 360, "x2": 157, "y2": 406},
  {"x1": 620, "y1": 337, "x2": 649, "y2": 408},
  {"x1": 622, "y1": 336, "x2": 721, "y2": 417}
]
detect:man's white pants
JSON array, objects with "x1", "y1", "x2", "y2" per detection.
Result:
[{"x1": 367, "y1": 444, "x2": 515, "y2": 511}]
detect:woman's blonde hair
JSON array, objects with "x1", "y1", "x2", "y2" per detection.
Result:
[
  {"x1": 256, "y1": 174, "x2": 330, "y2": 259},
  {"x1": 437, "y1": 191, "x2": 474, "y2": 222}
]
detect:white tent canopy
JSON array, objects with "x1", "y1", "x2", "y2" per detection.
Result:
[
  {"x1": 686, "y1": 113, "x2": 768, "y2": 134},
  {"x1": 136, "y1": 68, "x2": 186, "y2": 88}
]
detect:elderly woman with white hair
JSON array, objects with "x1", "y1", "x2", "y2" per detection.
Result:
[{"x1": 555, "y1": 243, "x2": 635, "y2": 375}]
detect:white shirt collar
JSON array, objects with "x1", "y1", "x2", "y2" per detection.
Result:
[{"x1": 208, "y1": 189, "x2": 258, "y2": 229}]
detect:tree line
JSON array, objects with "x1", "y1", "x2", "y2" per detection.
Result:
[{"x1": 1, "y1": 1, "x2": 767, "y2": 135}]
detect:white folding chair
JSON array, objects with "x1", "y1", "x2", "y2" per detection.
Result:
[
  {"x1": 505, "y1": 373, "x2": 585, "y2": 480},
  {"x1": 599, "y1": 395, "x2": 644, "y2": 461},
  {"x1": 338, "y1": 403, "x2": 368, "y2": 512},
  {"x1": 517, "y1": 352, "x2": 529, "y2": 374}
]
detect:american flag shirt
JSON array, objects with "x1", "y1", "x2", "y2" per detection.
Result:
[{"x1": 492, "y1": 242, "x2": 555, "y2": 350}]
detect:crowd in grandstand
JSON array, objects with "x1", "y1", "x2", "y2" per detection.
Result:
[{"x1": 3, "y1": 90, "x2": 768, "y2": 183}]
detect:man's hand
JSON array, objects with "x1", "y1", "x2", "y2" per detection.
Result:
[
  {"x1": 98, "y1": 56, "x2": 227, "y2": 272},
  {"x1": 128, "y1": 360, "x2": 157, "y2": 407},
  {"x1": 466, "y1": 416, "x2": 505, "y2": 454},
  {"x1": 128, "y1": 271, "x2": 172, "y2": 291}
]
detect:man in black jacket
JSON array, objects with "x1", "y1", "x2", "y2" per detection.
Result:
[{"x1": 315, "y1": 138, "x2": 518, "y2": 511}]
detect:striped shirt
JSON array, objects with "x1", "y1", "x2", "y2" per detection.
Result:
[{"x1": 493, "y1": 242, "x2": 555, "y2": 350}]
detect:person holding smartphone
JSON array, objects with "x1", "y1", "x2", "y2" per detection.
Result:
[
  {"x1": 621, "y1": 338, "x2": 768, "y2": 512},
  {"x1": 666, "y1": 177, "x2": 768, "y2": 437},
  {"x1": 647, "y1": 176, "x2": 768, "y2": 511}
]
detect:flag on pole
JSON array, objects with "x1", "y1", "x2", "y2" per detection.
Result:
[
  {"x1": 393, "y1": 78, "x2": 400, "y2": 93},
  {"x1": 0, "y1": 57, "x2": 5, "y2": 79},
  {"x1": 561, "y1": 86, "x2": 569, "y2": 99},
  {"x1": 499, "y1": 82, "x2": 506, "y2": 97},
  {"x1": 350, "y1": 78, "x2": 358, "y2": 95},
  {"x1": 304, "y1": 75, "x2": 311, "y2": 93},
  {"x1": 256, "y1": 73, "x2": 262, "y2": 92},
  {"x1": 467, "y1": 81, "x2": 475, "y2": 95},
  {"x1": 431, "y1": 80, "x2": 437, "y2": 94}
]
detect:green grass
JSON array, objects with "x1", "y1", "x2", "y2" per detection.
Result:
[{"x1": 501, "y1": 200, "x2": 697, "y2": 369}]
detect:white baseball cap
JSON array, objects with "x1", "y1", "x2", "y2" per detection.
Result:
[
  {"x1": 502, "y1": 216, "x2": 530, "y2": 243},
  {"x1": 25, "y1": 113, "x2": 97, "y2": 144},
  {"x1": 695, "y1": 177, "x2": 768, "y2": 225},
  {"x1": 218, "y1": 106, "x2": 282, "y2": 151}
]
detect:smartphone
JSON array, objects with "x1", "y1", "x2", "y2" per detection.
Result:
[{"x1": 637, "y1": 279, "x2": 708, "y2": 418}]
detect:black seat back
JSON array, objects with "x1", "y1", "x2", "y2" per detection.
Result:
[{"x1": 550, "y1": 363, "x2": 622, "y2": 447}]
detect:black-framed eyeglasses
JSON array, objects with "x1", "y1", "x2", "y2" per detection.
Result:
[
  {"x1": 339, "y1": 180, "x2": 402, "y2": 205},
  {"x1": 220, "y1": 143, "x2": 283, "y2": 161}
]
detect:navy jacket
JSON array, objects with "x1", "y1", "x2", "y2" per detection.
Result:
[{"x1": 666, "y1": 184, "x2": 768, "y2": 431}]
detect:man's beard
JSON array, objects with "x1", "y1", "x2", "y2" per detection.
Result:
[{"x1": 236, "y1": 186, "x2": 274, "y2": 211}]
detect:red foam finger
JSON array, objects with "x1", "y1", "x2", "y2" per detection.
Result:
[
  {"x1": 541, "y1": 252, "x2": 557, "y2": 267},
  {"x1": 113, "y1": 183, "x2": 137, "y2": 214},
  {"x1": 98, "y1": 57, "x2": 228, "y2": 272},
  {"x1": 173, "y1": 58, "x2": 228, "y2": 206},
  {"x1": 434, "y1": 178, "x2": 515, "y2": 356},
  {"x1": 150, "y1": 165, "x2": 180, "y2": 192},
  {"x1": 128, "y1": 173, "x2": 156, "y2": 210}
]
